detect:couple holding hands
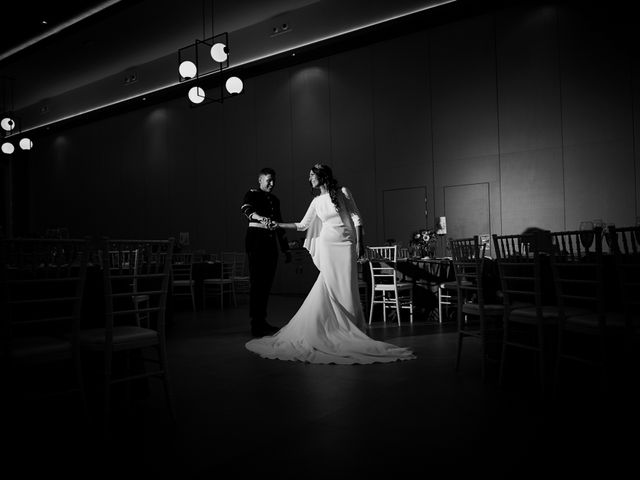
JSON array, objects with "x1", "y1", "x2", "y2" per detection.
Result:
[{"x1": 241, "y1": 165, "x2": 415, "y2": 365}]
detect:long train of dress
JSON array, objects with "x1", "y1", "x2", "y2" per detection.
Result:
[{"x1": 245, "y1": 190, "x2": 416, "y2": 365}]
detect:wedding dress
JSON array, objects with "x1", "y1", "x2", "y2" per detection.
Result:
[{"x1": 245, "y1": 187, "x2": 416, "y2": 364}]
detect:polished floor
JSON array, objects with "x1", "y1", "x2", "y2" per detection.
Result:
[{"x1": 8, "y1": 293, "x2": 638, "y2": 478}]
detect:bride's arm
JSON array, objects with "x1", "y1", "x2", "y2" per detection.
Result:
[{"x1": 277, "y1": 222, "x2": 298, "y2": 229}]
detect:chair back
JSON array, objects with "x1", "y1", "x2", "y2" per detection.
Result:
[
  {"x1": 225, "y1": 251, "x2": 247, "y2": 278},
  {"x1": 551, "y1": 227, "x2": 602, "y2": 257},
  {"x1": 492, "y1": 233, "x2": 547, "y2": 308},
  {"x1": 366, "y1": 246, "x2": 399, "y2": 288},
  {"x1": 171, "y1": 252, "x2": 194, "y2": 283},
  {"x1": 609, "y1": 225, "x2": 640, "y2": 321},
  {"x1": 549, "y1": 228, "x2": 605, "y2": 319},
  {"x1": 493, "y1": 233, "x2": 534, "y2": 259},
  {"x1": 609, "y1": 225, "x2": 640, "y2": 255},
  {"x1": 100, "y1": 238, "x2": 174, "y2": 332},
  {"x1": 366, "y1": 245, "x2": 397, "y2": 263},
  {"x1": 449, "y1": 236, "x2": 487, "y2": 303},
  {"x1": 1, "y1": 238, "x2": 90, "y2": 362},
  {"x1": 219, "y1": 252, "x2": 237, "y2": 279}
]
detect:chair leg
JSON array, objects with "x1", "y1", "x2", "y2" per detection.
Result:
[
  {"x1": 537, "y1": 326, "x2": 546, "y2": 394},
  {"x1": 499, "y1": 323, "x2": 508, "y2": 387},
  {"x1": 368, "y1": 294, "x2": 375, "y2": 325},
  {"x1": 232, "y1": 283, "x2": 237, "y2": 307},
  {"x1": 157, "y1": 343, "x2": 176, "y2": 422},
  {"x1": 395, "y1": 295, "x2": 401, "y2": 326},
  {"x1": 74, "y1": 350, "x2": 89, "y2": 421},
  {"x1": 455, "y1": 332, "x2": 464, "y2": 372},
  {"x1": 382, "y1": 294, "x2": 387, "y2": 324},
  {"x1": 409, "y1": 290, "x2": 414, "y2": 324},
  {"x1": 190, "y1": 286, "x2": 196, "y2": 311},
  {"x1": 554, "y1": 328, "x2": 564, "y2": 391},
  {"x1": 103, "y1": 352, "x2": 113, "y2": 434},
  {"x1": 480, "y1": 332, "x2": 487, "y2": 382}
]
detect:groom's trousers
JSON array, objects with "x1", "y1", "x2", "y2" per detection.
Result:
[{"x1": 246, "y1": 227, "x2": 279, "y2": 325}]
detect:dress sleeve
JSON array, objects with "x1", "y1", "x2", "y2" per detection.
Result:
[
  {"x1": 295, "y1": 199, "x2": 318, "y2": 231},
  {"x1": 341, "y1": 186, "x2": 363, "y2": 227},
  {"x1": 298, "y1": 198, "x2": 323, "y2": 269}
]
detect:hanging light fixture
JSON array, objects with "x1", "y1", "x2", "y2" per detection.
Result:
[
  {"x1": 177, "y1": 0, "x2": 244, "y2": 106},
  {"x1": 1, "y1": 76, "x2": 34, "y2": 155}
]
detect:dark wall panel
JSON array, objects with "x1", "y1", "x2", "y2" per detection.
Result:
[
  {"x1": 253, "y1": 69, "x2": 294, "y2": 226},
  {"x1": 166, "y1": 101, "x2": 198, "y2": 246},
  {"x1": 329, "y1": 47, "x2": 376, "y2": 237},
  {"x1": 382, "y1": 187, "x2": 427, "y2": 248},
  {"x1": 564, "y1": 141, "x2": 635, "y2": 229},
  {"x1": 443, "y1": 183, "x2": 490, "y2": 241},
  {"x1": 559, "y1": 4, "x2": 635, "y2": 228},
  {"x1": 141, "y1": 104, "x2": 170, "y2": 239},
  {"x1": 430, "y1": 14, "x2": 501, "y2": 236},
  {"x1": 430, "y1": 15, "x2": 500, "y2": 162},
  {"x1": 501, "y1": 148, "x2": 565, "y2": 234},
  {"x1": 373, "y1": 31, "x2": 432, "y2": 238},
  {"x1": 222, "y1": 84, "x2": 259, "y2": 253},
  {"x1": 495, "y1": 4, "x2": 564, "y2": 234},
  {"x1": 495, "y1": 4, "x2": 562, "y2": 154},
  {"x1": 290, "y1": 59, "x2": 332, "y2": 223},
  {"x1": 194, "y1": 99, "x2": 226, "y2": 253}
]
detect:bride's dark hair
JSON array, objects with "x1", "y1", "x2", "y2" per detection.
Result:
[{"x1": 310, "y1": 163, "x2": 340, "y2": 212}]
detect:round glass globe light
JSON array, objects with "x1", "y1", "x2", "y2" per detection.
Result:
[
  {"x1": 178, "y1": 60, "x2": 197, "y2": 79},
  {"x1": 225, "y1": 76, "x2": 243, "y2": 95},
  {"x1": 188, "y1": 86, "x2": 206, "y2": 104},
  {"x1": 210, "y1": 43, "x2": 228, "y2": 63},
  {"x1": 1, "y1": 117, "x2": 15, "y2": 131},
  {"x1": 2, "y1": 142, "x2": 15, "y2": 154},
  {"x1": 19, "y1": 138, "x2": 33, "y2": 150}
]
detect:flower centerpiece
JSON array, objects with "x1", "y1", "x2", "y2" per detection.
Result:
[{"x1": 409, "y1": 228, "x2": 437, "y2": 258}]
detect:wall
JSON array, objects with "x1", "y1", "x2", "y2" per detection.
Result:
[{"x1": 18, "y1": 2, "x2": 640, "y2": 257}]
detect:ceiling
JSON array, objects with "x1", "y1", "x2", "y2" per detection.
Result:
[
  {"x1": 1, "y1": 0, "x2": 479, "y2": 135},
  {"x1": 0, "y1": 1, "x2": 114, "y2": 57}
]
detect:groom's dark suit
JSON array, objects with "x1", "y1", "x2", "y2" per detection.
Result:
[{"x1": 241, "y1": 188, "x2": 290, "y2": 335}]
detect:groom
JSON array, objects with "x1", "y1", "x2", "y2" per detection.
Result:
[{"x1": 241, "y1": 167, "x2": 291, "y2": 337}]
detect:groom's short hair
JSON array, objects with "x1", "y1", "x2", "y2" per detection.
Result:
[{"x1": 259, "y1": 167, "x2": 276, "y2": 177}]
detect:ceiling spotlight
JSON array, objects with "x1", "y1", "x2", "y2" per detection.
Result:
[
  {"x1": 188, "y1": 86, "x2": 206, "y2": 104},
  {"x1": 225, "y1": 77, "x2": 243, "y2": 95},
  {"x1": 1, "y1": 142, "x2": 15, "y2": 154},
  {"x1": 19, "y1": 138, "x2": 33, "y2": 150},
  {"x1": 1, "y1": 117, "x2": 15, "y2": 131},
  {"x1": 210, "y1": 42, "x2": 228, "y2": 63}
]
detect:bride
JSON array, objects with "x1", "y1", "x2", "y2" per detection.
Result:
[{"x1": 245, "y1": 164, "x2": 416, "y2": 364}]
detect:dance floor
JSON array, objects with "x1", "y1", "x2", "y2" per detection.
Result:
[{"x1": 7, "y1": 294, "x2": 637, "y2": 477}]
